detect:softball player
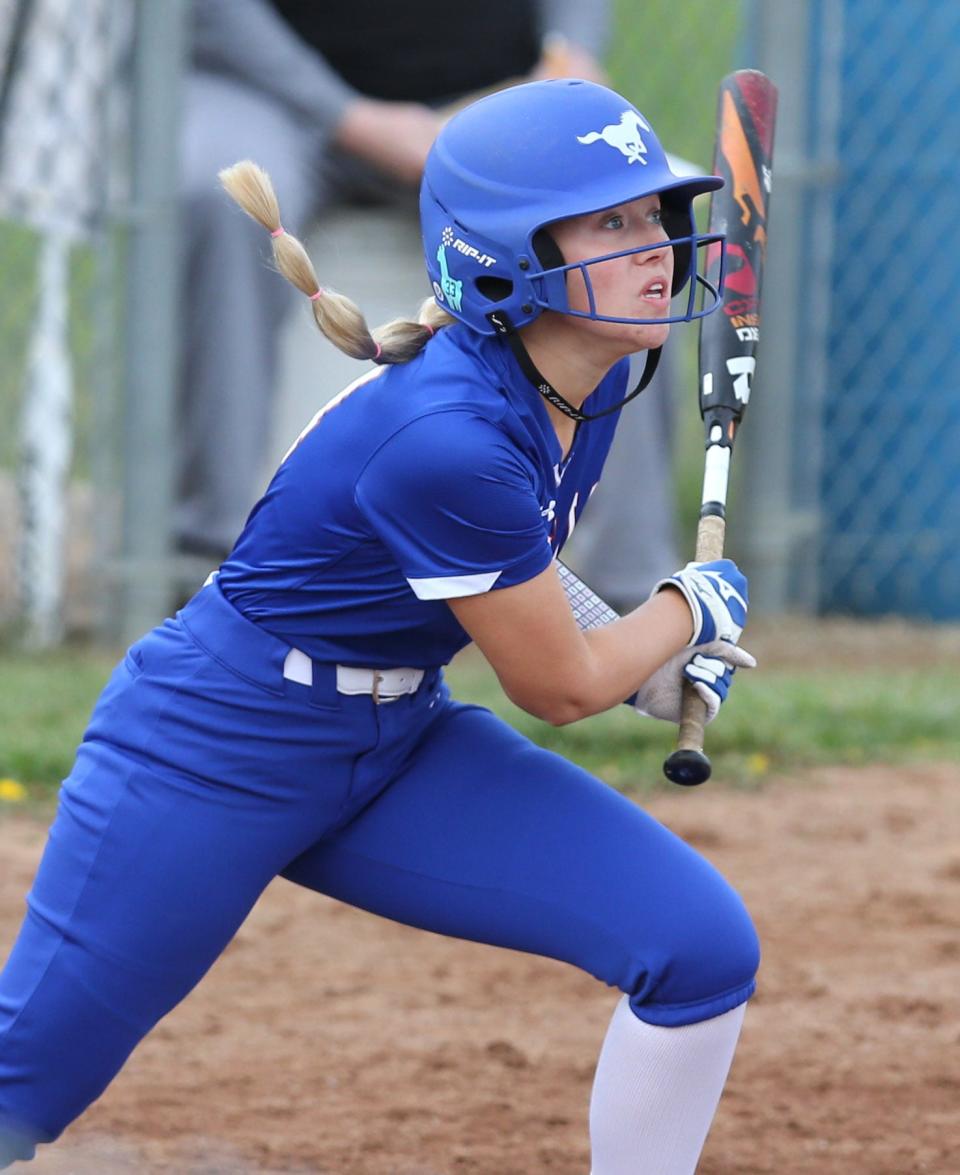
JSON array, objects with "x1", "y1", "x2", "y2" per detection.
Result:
[{"x1": 0, "y1": 80, "x2": 758, "y2": 1173}]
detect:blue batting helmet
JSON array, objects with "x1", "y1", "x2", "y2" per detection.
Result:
[{"x1": 420, "y1": 79, "x2": 724, "y2": 335}]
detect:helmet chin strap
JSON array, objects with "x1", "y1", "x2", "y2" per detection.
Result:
[{"x1": 489, "y1": 311, "x2": 662, "y2": 423}]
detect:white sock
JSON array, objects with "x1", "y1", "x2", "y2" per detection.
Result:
[{"x1": 588, "y1": 995, "x2": 746, "y2": 1175}]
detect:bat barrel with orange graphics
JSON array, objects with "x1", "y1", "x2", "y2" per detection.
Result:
[{"x1": 663, "y1": 69, "x2": 778, "y2": 787}]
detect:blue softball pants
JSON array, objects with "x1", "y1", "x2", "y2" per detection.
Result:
[{"x1": 0, "y1": 583, "x2": 758, "y2": 1164}]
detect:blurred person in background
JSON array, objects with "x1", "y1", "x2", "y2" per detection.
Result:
[{"x1": 177, "y1": 0, "x2": 610, "y2": 564}]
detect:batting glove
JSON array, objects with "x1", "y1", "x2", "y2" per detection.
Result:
[
  {"x1": 652, "y1": 558, "x2": 749, "y2": 646},
  {"x1": 633, "y1": 640, "x2": 757, "y2": 725}
]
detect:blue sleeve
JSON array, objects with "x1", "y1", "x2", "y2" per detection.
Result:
[{"x1": 354, "y1": 412, "x2": 553, "y2": 600}]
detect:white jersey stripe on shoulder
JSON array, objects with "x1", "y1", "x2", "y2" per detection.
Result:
[
  {"x1": 282, "y1": 365, "x2": 388, "y2": 463},
  {"x1": 407, "y1": 571, "x2": 502, "y2": 600}
]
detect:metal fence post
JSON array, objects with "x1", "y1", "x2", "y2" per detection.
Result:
[
  {"x1": 732, "y1": 0, "x2": 841, "y2": 613},
  {"x1": 119, "y1": 0, "x2": 186, "y2": 643}
]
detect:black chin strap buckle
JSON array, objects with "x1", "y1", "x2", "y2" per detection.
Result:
[{"x1": 486, "y1": 310, "x2": 512, "y2": 336}]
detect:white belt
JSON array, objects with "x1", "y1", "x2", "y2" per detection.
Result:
[{"x1": 283, "y1": 648, "x2": 424, "y2": 702}]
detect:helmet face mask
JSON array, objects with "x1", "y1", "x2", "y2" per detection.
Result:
[
  {"x1": 528, "y1": 231, "x2": 725, "y2": 327},
  {"x1": 420, "y1": 79, "x2": 726, "y2": 336}
]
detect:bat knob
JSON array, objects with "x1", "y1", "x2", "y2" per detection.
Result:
[{"x1": 663, "y1": 748, "x2": 712, "y2": 786}]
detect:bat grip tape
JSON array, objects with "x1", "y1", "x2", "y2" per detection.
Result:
[{"x1": 676, "y1": 514, "x2": 727, "y2": 750}]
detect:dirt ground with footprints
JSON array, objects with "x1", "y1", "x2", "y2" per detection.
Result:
[{"x1": 2, "y1": 755, "x2": 958, "y2": 1174}]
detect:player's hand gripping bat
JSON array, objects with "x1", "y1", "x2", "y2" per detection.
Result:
[{"x1": 662, "y1": 69, "x2": 778, "y2": 787}]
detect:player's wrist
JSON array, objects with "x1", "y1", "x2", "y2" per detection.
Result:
[
  {"x1": 651, "y1": 559, "x2": 748, "y2": 647},
  {"x1": 643, "y1": 586, "x2": 697, "y2": 647},
  {"x1": 651, "y1": 582, "x2": 699, "y2": 645}
]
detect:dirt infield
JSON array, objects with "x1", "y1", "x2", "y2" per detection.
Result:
[{"x1": 2, "y1": 761, "x2": 958, "y2": 1174}]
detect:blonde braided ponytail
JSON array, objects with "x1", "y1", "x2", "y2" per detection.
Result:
[{"x1": 219, "y1": 160, "x2": 453, "y2": 364}]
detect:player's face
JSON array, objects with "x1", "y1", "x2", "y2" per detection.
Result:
[{"x1": 549, "y1": 194, "x2": 674, "y2": 355}]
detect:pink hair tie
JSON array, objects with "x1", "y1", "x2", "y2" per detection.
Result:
[
  {"x1": 270, "y1": 225, "x2": 285, "y2": 238},
  {"x1": 423, "y1": 323, "x2": 435, "y2": 337},
  {"x1": 309, "y1": 288, "x2": 324, "y2": 301},
  {"x1": 372, "y1": 342, "x2": 383, "y2": 361}
]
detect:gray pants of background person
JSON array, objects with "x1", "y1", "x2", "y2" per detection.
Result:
[
  {"x1": 178, "y1": 69, "x2": 678, "y2": 599},
  {"x1": 564, "y1": 346, "x2": 680, "y2": 608},
  {"x1": 177, "y1": 69, "x2": 416, "y2": 556}
]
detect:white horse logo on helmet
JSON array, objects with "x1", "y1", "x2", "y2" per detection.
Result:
[{"x1": 576, "y1": 110, "x2": 652, "y2": 165}]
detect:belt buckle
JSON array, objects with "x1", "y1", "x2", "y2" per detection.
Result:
[{"x1": 372, "y1": 671, "x2": 384, "y2": 704}]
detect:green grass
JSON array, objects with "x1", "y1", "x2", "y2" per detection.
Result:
[
  {"x1": 0, "y1": 647, "x2": 118, "y2": 805},
  {"x1": 1, "y1": 644, "x2": 957, "y2": 811},
  {"x1": 608, "y1": 0, "x2": 744, "y2": 170},
  {"x1": 446, "y1": 652, "x2": 960, "y2": 793}
]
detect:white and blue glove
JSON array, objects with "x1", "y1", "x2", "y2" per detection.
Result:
[
  {"x1": 651, "y1": 558, "x2": 749, "y2": 646},
  {"x1": 634, "y1": 640, "x2": 756, "y2": 725}
]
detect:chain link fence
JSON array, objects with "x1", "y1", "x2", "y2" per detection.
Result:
[
  {"x1": 0, "y1": 0, "x2": 131, "y2": 643},
  {"x1": 736, "y1": 0, "x2": 960, "y2": 622},
  {"x1": 816, "y1": 1, "x2": 960, "y2": 620}
]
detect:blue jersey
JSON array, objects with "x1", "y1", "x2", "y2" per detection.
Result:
[{"x1": 218, "y1": 325, "x2": 628, "y2": 667}]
